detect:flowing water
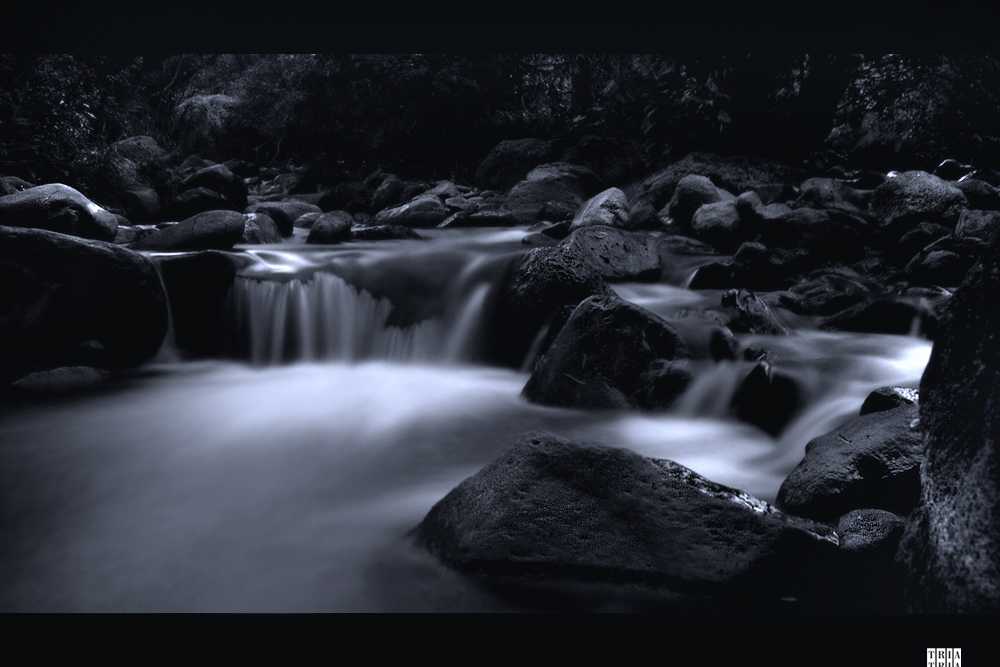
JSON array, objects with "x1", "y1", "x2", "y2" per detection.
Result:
[{"x1": 0, "y1": 228, "x2": 932, "y2": 612}]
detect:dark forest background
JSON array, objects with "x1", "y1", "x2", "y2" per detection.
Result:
[{"x1": 4, "y1": 54, "x2": 1000, "y2": 202}]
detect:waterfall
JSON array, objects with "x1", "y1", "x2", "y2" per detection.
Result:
[{"x1": 225, "y1": 271, "x2": 494, "y2": 366}]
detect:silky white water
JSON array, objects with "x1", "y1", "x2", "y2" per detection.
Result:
[{"x1": 0, "y1": 229, "x2": 933, "y2": 612}]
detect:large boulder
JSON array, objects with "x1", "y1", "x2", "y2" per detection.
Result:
[
  {"x1": 0, "y1": 226, "x2": 168, "y2": 381},
  {"x1": 179, "y1": 163, "x2": 248, "y2": 211},
  {"x1": 522, "y1": 294, "x2": 695, "y2": 411},
  {"x1": 776, "y1": 402, "x2": 924, "y2": 523},
  {"x1": 870, "y1": 170, "x2": 968, "y2": 232},
  {"x1": 569, "y1": 187, "x2": 631, "y2": 231},
  {"x1": 665, "y1": 174, "x2": 736, "y2": 229},
  {"x1": 475, "y1": 138, "x2": 558, "y2": 193},
  {"x1": 241, "y1": 213, "x2": 283, "y2": 245},
  {"x1": 373, "y1": 194, "x2": 450, "y2": 228},
  {"x1": 0, "y1": 183, "x2": 119, "y2": 242},
  {"x1": 502, "y1": 162, "x2": 603, "y2": 225},
  {"x1": 130, "y1": 210, "x2": 245, "y2": 252},
  {"x1": 173, "y1": 93, "x2": 240, "y2": 155},
  {"x1": 489, "y1": 244, "x2": 612, "y2": 369},
  {"x1": 896, "y1": 227, "x2": 1000, "y2": 613},
  {"x1": 306, "y1": 211, "x2": 353, "y2": 244},
  {"x1": 556, "y1": 226, "x2": 661, "y2": 282},
  {"x1": 413, "y1": 432, "x2": 840, "y2": 609}
]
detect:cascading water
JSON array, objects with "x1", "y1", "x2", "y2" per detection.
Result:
[{"x1": 0, "y1": 227, "x2": 934, "y2": 612}]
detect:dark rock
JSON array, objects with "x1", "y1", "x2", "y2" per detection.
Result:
[
  {"x1": 794, "y1": 177, "x2": 872, "y2": 216},
  {"x1": 371, "y1": 174, "x2": 405, "y2": 213},
  {"x1": 111, "y1": 135, "x2": 168, "y2": 166},
  {"x1": 557, "y1": 226, "x2": 661, "y2": 282},
  {"x1": 293, "y1": 212, "x2": 322, "y2": 229},
  {"x1": 241, "y1": 213, "x2": 283, "y2": 245},
  {"x1": 0, "y1": 183, "x2": 119, "y2": 242},
  {"x1": 569, "y1": 187, "x2": 630, "y2": 231},
  {"x1": 131, "y1": 210, "x2": 245, "y2": 252},
  {"x1": 373, "y1": 194, "x2": 449, "y2": 228},
  {"x1": 932, "y1": 158, "x2": 976, "y2": 181},
  {"x1": 117, "y1": 186, "x2": 163, "y2": 223},
  {"x1": 904, "y1": 249, "x2": 973, "y2": 288},
  {"x1": 625, "y1": 152, "x2": 803, "y2": 212},
  {"x1": 173, "y1": 94, "x2": 239, "y2": 155},
  {"x1": 0, "y1": 176, "x2": 35, "y2": 196},
  {"x1": 502, "y1": 162, "x2": 603, "y2": 225},
  {"x1": 413, "y1": 432, "x2": 840, "y2": 607},
  {"x1": 306, "y1": 211, "x2": 354, "y2": 244},
  {"x1": 7, "y1": 366, "x2": 113, "y2": 395},
  {"x1": 690, "y1": 200, "x2": 745, "y2": 252},
  {"x1": 155, "y1": 251, "x2": 238, "y2": 358},
  {"x1": 954, "y1": 208, "x2": 1000, "y2": 241},
  {"x1": 757, "y1": 206, "x2": 869, "y2": 263},
  {"x1": 523, "y1": 294, "x2": 694, "y2": 411},
  {"x1": 665, "y1": 174, "x2": 735, "y2": 229},
  {"x1": 776, "y1": 403, "x2": 923, "y2": 523},
  {"x1": 169, "y1": 187, "x2": 236, "y2": 220},
  {"x1": 896, "y1": 228, "x2": 1000, "y2": 612},
  {"x1": 490, "y1": 245, "x2": 612, "y2": 369},
  {"x1": 832, "y1": 508, "x2": 908, "y2": 614},
  {"x1": 475, "y1": 138, "x2": 557, "y2": 193},
  {"x1": 954, "y1": 178, "x2": 1000, "y2": 211},
  {"x1": 179, "y1": 163, "x2": 248, "y2": 210},
  {"x1": 351, "y1": 225, "x2": 423, "y2": 241},
  {"x1": 318, "y1": 181, "x2": 370, "y2": 214},
  {"x1": 859, "y1": 386, "x2": 919, "y2": 416},
  {"x1": 783, "y1": 270, "x2": 876, "y2": 317},
  {"x1": 244, "y1": 201, "x2": 323, "y2": 237},
  {"x1": 721, "y1": 289, "x2": 789, "y2": 335},
  {"x1": 440, "y1": 209, "x2": 519, "y2": 228},
  {"x1": 0, "y1": 226, "x2": 168, "y2": 380},
  {"x1": 896, "y1": 222, "x2": 952, "y2": 264},
  {"x1": 821, "y1": 297, "x2": 920, "y2": 335},
  {"x1": 731, "y1": 362, "x2": 803, "y2": 436},
  {"x1": 870, "y1": 171, "x2": 968, "y2": 231}
]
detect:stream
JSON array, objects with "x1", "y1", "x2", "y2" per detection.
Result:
[{"x1": 0, "y1": 227, "x2": 932, "y2": 612}]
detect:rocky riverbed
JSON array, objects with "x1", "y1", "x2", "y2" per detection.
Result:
[{"x1": 1, "y1": 136, "x2": 998, "y2": 613}]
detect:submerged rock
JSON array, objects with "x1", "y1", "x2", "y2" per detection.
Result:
[{"x1": 413, "y1": 432, "x2": 839, "y2": 609}]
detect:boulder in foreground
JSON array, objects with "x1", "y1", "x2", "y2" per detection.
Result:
[
  {"x1": 0, "y1": 183, "x2": 119, "y2": 242},
  {"x1": 413, "y1": 432, "x2": 839, "y2": 608}
]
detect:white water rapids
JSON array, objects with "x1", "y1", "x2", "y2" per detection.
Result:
[{"x1": 0, "y1": 228, "x2": 932, "y2": 612}]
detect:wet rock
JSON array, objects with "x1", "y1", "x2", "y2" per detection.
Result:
[
  {"x1": 794, "y1": 177, "x2": 872, "y2": 216},
  {"x1": 776, "y1": 403, "x2": 923, "y2": 523},
  {"x1": 413, "y1": 432, "x2": 840, "y2": 608},
  {"x1": 371, "y1": 174, "x2": 405, "y2": 213},
  {"x1": 131, "y1": 210, "x2": 245, "y2": 252},
  {"x1": 904, "y1": 249, "x2": 973, "y2": 288},
  {"x1": 690, "y1": 199, "x2": 745, "y2": 253},
  {"x1": 351, "y1": 225, "x2": 423, "y2": 241},
  {"x1": 240, "y1": 213, "x2": 283, "y2": 245},
  {"x1": 954, "y1": 178, "x2": 1000, "y2": 211},
  {"x1": 475, "y1": 138, "x2": 558, "y2": 193},
  {"x1": 439, "y1": 209, "x2": 519, "y2": 228},
  {"x1": 7, "y1": 366, "x2": 113, "y2": 395},
  {"x1": 244, "y1": 201, "x2": 323, "y2": 237},
  {"x1": 0, "y1": 226, "x2": 168, "y2": 381},
  {"x1": 954, "y1": 208, "x2": 1000, "y2": 241},
  {"x1": 306, "y1": 211, "x2": 354, "y2": 244},
  {"x1": 624, "y1": 151, "x2": 803, "y2": 212},
  {"x1": 932, "y1": 158, "x2": 976, "y2": 181},
  {"x1": 523, "y1": 294, "x2": 694, "y2": 411},
  {"x1": 155, "y1": 251, "x2": 238, "y2": 358},
  {"x1": 721, "y1": 289, "x2": 789, "y2": 335},
  {"x1": 569, "y1": 187, "x2": 631, "y2": 231},
  {"x1": 859, "y1": 386, "x2": 919, "y2": 416},
  {"x1": 373, "y1": 193, "x2": 450, "y2": 228},
  {"x1": 895, "y1": 222, "x2": 952, "y2": 264},
  {"x1": 502, "y1": 162, "x2": 603, "y2": 225},
  {"x1": 832, "y1": 509, "x2": 908, "y2": 613},
  {"x1": 870, "y1": 170, "x2": 968, "y2": 232},
  {"x1": 490, "y1": 244, "x2": 612, "y2": 369},
  {"x1": 731, "y1": 362, "x2": 803, "y2": 436},
  {"x1": 0, "y1": 183, "x2": 119, "y2": 242},
  {"x1": 557, "y1": 226, "x2": 661, "y2": 282},
  {"x1": 318, "y1": 181, "x2": 370, "y2": 214},
  {"x1": 179, "y1": 163, "x2": 248, "y2": 211},
  {"x1": 821, "y1": 297, "x2": 920, "y2": 335},
  {"x1": 896, "y1": 227, "x2": 1000, "y2": 612},
  {"x1": 665, "y1": 175, "x2": 735, "y2": 229},
  {"x1": 783, "y1": 269, "x2": 876, "y2": 317}
]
